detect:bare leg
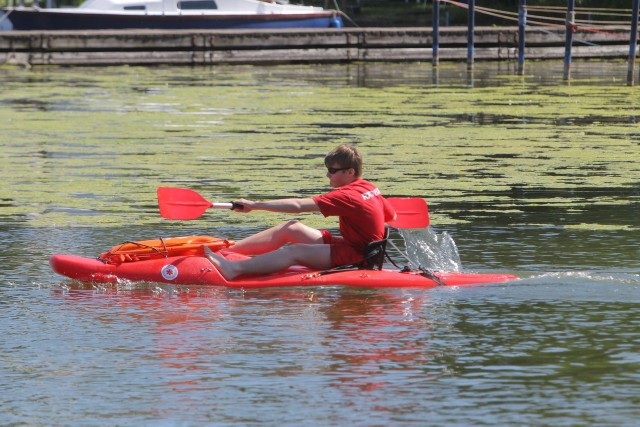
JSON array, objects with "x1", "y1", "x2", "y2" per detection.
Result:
[
  {"x1": 230, "y1": 220, "x2": 324, "y2": 255},
  {"x1": 204, "y1": 243, "x2": 331, "y2": 281}
]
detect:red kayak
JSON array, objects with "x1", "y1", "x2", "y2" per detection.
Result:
[{"x1": 50, "y1": 235, "x2": 518, "y2": 289}]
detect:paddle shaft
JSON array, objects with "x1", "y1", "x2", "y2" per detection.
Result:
[{"x1": 212, "y1": 203, "x2": 234, "y2": 209}]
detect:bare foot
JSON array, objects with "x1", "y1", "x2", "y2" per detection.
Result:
[{"x1": 203, "y1": 246, "x2": 239, "y2": 280}]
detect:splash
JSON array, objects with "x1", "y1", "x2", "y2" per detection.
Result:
[
  {"x1": 534, "y1": 271, "x2": 640, "y2": 285},
  {"x1": 397, "y1": 227, "x2": 462, "y2": 272}
]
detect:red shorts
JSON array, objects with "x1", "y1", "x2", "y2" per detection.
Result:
[{"x1": 321, "y1": 230, "x2": 363, "y2": 267}]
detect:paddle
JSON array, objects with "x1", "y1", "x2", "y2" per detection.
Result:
[
  {"x1": 157, "y1": 187, "x2": 241, "y2": 220},
  {"x1": 386, "y1": 197, "x2": 429, "y2": 229},
  {"x1": 157, "y1": 187, "x2": 429, "y2": 228}
]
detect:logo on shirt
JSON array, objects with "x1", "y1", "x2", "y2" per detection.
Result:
[{"x1": 361, "y1": 187, "x2": 381, "y2": 200}]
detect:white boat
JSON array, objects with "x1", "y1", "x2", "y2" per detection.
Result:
[{"x1": 2, "y1": 0, "x2": 344, "y2": 30}]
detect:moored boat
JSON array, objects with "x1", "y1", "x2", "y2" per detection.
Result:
[{"x1": 2, "y1": 0, "x2": 344, "y2": 31}]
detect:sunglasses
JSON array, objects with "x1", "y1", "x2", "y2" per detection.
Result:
[{"x1": 327, "y1": 167, "x2": 351, "y2": 174}]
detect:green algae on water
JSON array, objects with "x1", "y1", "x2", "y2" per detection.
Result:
[{"x1": 0, "y1": 62, "x2": 638, "y2": 230}]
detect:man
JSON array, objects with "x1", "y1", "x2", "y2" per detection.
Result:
[{"x1": 204, "y1": 144, "x2": 396, "y2": 280}]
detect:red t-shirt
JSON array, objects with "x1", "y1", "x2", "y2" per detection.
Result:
[{"x1": 313, "y1": 179, "x2": 395, "y2": 252}]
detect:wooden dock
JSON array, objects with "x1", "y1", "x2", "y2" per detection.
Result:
[{"x1": 0, "y1": 26, "x2": 632, "y2": 67}]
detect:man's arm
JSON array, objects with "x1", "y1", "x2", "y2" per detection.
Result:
[{"x1": 234, "y1": 198, "x2": 319, "y2": 214}]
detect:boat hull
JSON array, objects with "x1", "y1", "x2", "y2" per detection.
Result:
[
  {"x1": 50, "y1": 253, "x2": 518, "y2": 289},
  {"x1": 3, "y1": 9, "x2": 342, "y2": 30}
]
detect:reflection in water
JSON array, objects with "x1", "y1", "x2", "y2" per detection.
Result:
[
  {"x1": 54, "y1": 283, "x2": 447, "y2": 410},
  {"x1": 318, "y1": 290, "x2": 449, "y2": 401},
  {"x1": 37, "y1": 277, "x2": 640, "y2": 424}
]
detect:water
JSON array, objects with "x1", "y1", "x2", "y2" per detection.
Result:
[{"x1": 1, "y1": 60, "x2": 639, "y2": 425}]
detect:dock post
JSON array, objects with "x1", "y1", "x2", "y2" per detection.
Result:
[
  {"x1": 433, "y1": 0, "x2": 440, "y2": 66},
  {"x1": 563, "y1": 0, "x2": 576, "y2": 81},
  {"x1": 517, "y1": 0, "x2": 527, "y2": 75},
  {"x1": 467, "y1": 0, "x2": 475, "y2": 71},
  {"x1": 627, "y1": 0, "x2": 640, "y2": 86}
]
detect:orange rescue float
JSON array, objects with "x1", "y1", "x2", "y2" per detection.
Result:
[{"x1": 98, "y1": 236, "x2": 234, "y2": 264}]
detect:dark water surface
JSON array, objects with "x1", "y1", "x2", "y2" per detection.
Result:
[{"x1": 1, "y1": 61, "x2": 639, "y2": 425}]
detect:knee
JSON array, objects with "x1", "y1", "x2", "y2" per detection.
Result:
[
  {"x1": 274, "y1": 220, "x2": 321, "y2": 245},
  {"x1": 278, "y1": 220, "x2": 305, "y2": 238},
  {"x1": 268, "y1": 220, "x2": 303, "y2": 245},
  {"x1": 278, "y1": 243, "x2": 330, "y2": 269},
  {"x1": 278, "y1": 244, "x2": 307, "y2": 264},
  {"x1": 281, "y1": 220, "x2": 302, "y2": 231}
]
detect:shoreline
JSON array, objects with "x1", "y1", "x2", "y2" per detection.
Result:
[{"x1": 0, "y1": 26, "x2": 633, "y2": 67}]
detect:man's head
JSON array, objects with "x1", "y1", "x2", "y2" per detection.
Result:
[
  {"x1": 324, "y1": 144, "x2": 362, "y2": 177},
  {"x1": 324, "y1": 144, "x2": 362, "y2": 188}
]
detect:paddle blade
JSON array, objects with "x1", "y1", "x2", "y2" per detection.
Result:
[
  {"x1": 157, "y1": 187, "x2": 213, "y2": 220},
  {"x1": 387, "y1": 197, "x2": 430, "y2": 229}
]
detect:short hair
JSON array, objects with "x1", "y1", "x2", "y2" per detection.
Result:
[{"x1": 324, "y1": 144, "x2": 362, "y2": 177}]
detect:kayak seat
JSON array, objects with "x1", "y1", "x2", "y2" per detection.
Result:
[{"x1": 357, "y1": 227, "x2": 389, "y2": 271}]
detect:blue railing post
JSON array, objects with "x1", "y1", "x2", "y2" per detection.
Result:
[
  {"x1": 433, "y1": 0, "x2": 440, "y2": 66},
  {"x1": 517, "y1": 0, "x2": 527, "y2": 75},
  {"x1": 467, "y1": 0, "x2": 475, "y2": 71},
  {"x1": 628, "y1": 0, "x2": 640, "y2": 85},
  {"x1": 563, "y1": 0, "x2": 576, "y2": 81}
]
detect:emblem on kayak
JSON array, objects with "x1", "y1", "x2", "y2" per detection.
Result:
[{"x1": 161, "y1": 264, "x2": 179, "y2": 280}]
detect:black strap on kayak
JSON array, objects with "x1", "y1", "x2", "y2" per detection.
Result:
[
  {"x1": 117, "y1": 239, "x2": 169, "y2": 258},
  {"x1": 318, "y1": 228, "x2": 416, "y2": 276},
  {"x1": 316, "y1": 229, "x2": 391, "y2": 276},
  {"x1": 357, "y1": 228, "x2": 391, "y2": 271},
  {"x1": 386, "y1": 234, "x2": 447, "y2": 286},
  {"x1": 98, "y1": 238, "x2": 169, "y2": 263},
  {"x1": 314, "y1": 228, "x2": 447, "y2": 286},
  {"x1": 417, "y1": 267, "x2": 447, "y2": 286}
]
